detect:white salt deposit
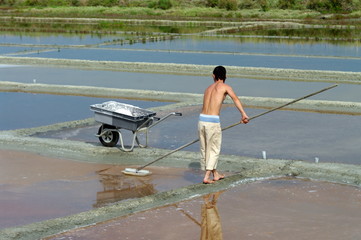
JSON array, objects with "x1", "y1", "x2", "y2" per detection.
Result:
[{"x1": 94, "y1": 101, "x2": 153, "y2": 117}]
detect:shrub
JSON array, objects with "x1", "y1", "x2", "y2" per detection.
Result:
[
  {"x1": 48, "y1": 0, "x2": 72, "y2": 6},
  {"x1": 70, "y1": 0, "x2": 81, "y2": 6},
  {"x1": 157, "y1": 0, "x2": 172, "y2": 9},
  {"x1": 239, "y1": 0, "x2": 260, "y2": 9},
  {"x1": 87, "y1": 0, "x2": 118, "y2": 7},
  {"x1": 0, "y1": 0, "x2": 17, "y2": 5},
  {"x1": 307, "y1": 0, "x2": 357, "y2": 13},
  {"x1": 277, "y1": 0, "x2": 306, "y2": 10},
  {"x1": 259, "y1": 0, "x2": 269, "y2": 11},
  {"x1": 206, "y1": 0, "x2": 218, "y2": 7},
  {"x1": 148, "y1": 0, "x2": 172, "y2": 9},
  {"x1": 21, "y1": 0, "x2": 84, "y2": 6},
  {"x1": 278, "y1": 0, "x2": 295, "y2": 9},
  {"x1": 218, "y1": 0, "x2": 238, "y2": 10},
  {"x1": 22, "y1": 0, "x2": 41, "y2": 6}
]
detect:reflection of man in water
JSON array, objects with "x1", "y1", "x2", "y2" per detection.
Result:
[{"x1": 200, "y1": 191, "x2": 223, "y2": 240}]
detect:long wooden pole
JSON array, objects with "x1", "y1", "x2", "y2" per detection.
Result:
[{"x1": 136, "y1": 84, "x2": 338, "y2": 171}]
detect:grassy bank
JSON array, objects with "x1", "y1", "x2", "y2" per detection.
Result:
[
  {"x1": 0, "y1": 6, "x2": 326, "y2": 20},
  {"x1": 0, "y1": 0, "x2": 360, "y2": 21},
  {"x1": 1, "y1": 2, "x2": 360, "y2": 40}
]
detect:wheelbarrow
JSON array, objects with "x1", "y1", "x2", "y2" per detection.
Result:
[{"x1": 90, "y1": 101, "x2": 182, "y2": 151}]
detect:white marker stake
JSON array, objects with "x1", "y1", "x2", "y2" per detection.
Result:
[{"x1": 262, "y1": 151, "x2": 267, "y2": 160}]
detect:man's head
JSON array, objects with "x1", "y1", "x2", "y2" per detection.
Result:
[{"x1": 213, "y1": 66, "x2": 226, "y2": 82}]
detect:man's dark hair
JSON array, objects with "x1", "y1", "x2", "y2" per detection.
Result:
[{"x1": 213, "y1": 66, "x2": 226, "y2": 81}]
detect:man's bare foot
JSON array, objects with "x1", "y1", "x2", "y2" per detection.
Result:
[
  {"x1": 212, "y1": 170, "x2": 225, "y2": 181},
  {"x1": 213, "y1": 176, "x2": 225, "y2": 181},
  {"x1": 203, "y1": 179, "x2": 215, "y2": 184}
]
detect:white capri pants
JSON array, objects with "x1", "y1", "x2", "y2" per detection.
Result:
[{"x1": 198, "y1": 114, "x2": 222, "y2": 171}]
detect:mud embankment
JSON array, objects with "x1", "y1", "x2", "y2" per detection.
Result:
[
  {"x1": 1, "y1": 81, "x2": 361, "y2": 115},
  {"x1": 1, "y1": 56, "x2": 361, "y2": 83}
]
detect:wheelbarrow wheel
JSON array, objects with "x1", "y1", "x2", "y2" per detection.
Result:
[{"x1": 98, "y1": 124, "x2": 119, "y2": 147}]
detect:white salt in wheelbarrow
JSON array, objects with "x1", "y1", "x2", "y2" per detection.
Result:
[{"x1": 90, "y1": 101, "x2": 181, "y2": 151}]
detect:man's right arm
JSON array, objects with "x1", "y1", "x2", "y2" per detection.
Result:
[{"x1": 226, "y1": 86, "x2": 249, "y2": 123}]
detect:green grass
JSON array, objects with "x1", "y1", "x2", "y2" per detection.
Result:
[
  {"x1": 1, "y1": 5, "x2": 360, "y2": 38},
  {"x1": 19, "y1": 6, "x2": 162, "y2": 18},
  {"x1": 4, "y1": 6, "x2": 324, "y2": 20},
  {"x1": 350, "y1": 10, "x2": 361, "y2": 18}
]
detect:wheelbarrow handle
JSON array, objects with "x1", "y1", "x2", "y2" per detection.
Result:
[{"x1": 144, "y1": 112, "x2": 182, "y2": 130}]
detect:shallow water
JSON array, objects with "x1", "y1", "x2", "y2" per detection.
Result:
[
  {"x1": 0, "y1": 32, "x2": 121, "y2": 46},
  {"x1": 0, "y1": 46, "x2": 43, "y2": 55},
  {"x1": 2, "y1": 33, "x2": 361, "y2": 72},
  {"x1": 46, "y1": 178, "x2": 361, "y2": 240},
  {"x1": 2, "y1": 34, "x2": 361, "y2": 58},
  {"x1": 15, "y1": 47, "x2": 361, "y2": 72},
  {"x1": 0, "y1": 149, "x2": 204, "y2": 229},
  {"x1": 34, "y1": 105, "x2": 361, "y2": 165},
  {"x1": 158, "y1": 106, "x2": 361, "y2": 165},
  {"x1": 1, "y1": 65, "x2": 361, "y2": 102},
  {"x1": 0, "y1": 92, "x2": 167, "y2": 130},
  {"x1": 2, "y1": 149, "x2": 360, "y2": 238},
  {"x1": 102, "y1": 37, "x2": 361, "y2": 58}
]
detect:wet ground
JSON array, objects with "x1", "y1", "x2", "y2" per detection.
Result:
[
  {"x1": 46, "y1": 178, "x2": 361, "y2": 240},
  {"x1": 2, "y1": 149, "x2": 361, "y2": 240},
  {"x1": 0, "y1": 149, "x2": 204, "y2": 229}
]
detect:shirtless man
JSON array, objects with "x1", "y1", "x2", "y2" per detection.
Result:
[{"x1": 199, "y1": 66, "x2": 249, "y2": 184}]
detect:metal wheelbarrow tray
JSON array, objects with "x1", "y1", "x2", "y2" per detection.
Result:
[{"x1": 90, "y1": 101, "x2": 181, "y2": 151}]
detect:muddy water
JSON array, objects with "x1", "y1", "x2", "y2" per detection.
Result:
[
  {"x1": 0, "y1": 149, "x2": 204, "y2": 229},
  {"x1": 46, "y1": 178, "x2": 361, "y2": 240}
]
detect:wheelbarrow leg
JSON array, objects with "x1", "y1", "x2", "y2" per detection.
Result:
[
  {"x1": 118, "y1": 131, "x2": 137, "y2": 152},
  {"x1": 135, "y1": 129, "x2": 149, "y2": 148}
]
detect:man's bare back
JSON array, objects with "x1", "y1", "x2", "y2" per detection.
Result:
[{"x1": 201, "y1": 79, "x2": 249, "y2": 123}]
